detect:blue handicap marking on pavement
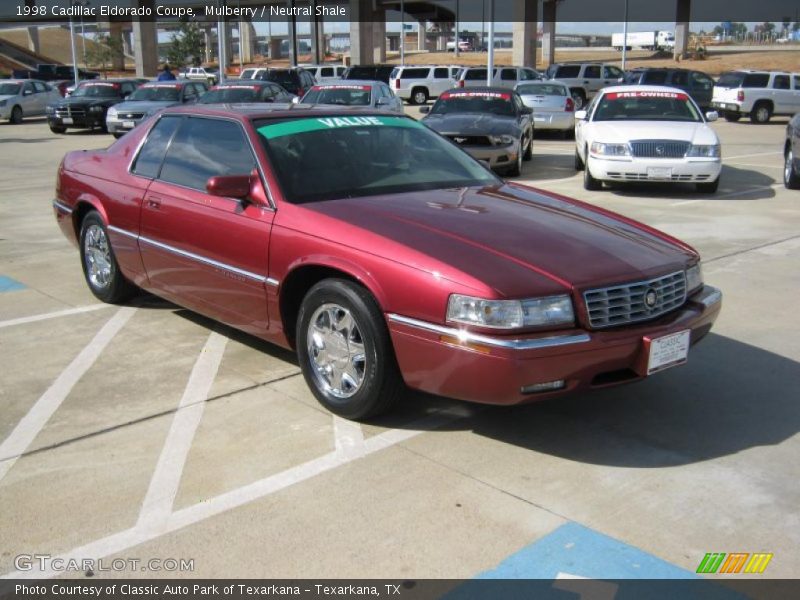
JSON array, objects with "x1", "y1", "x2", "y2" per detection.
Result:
[{"x1": 0, "y1": 275, "x2": 26, "y2": 293}]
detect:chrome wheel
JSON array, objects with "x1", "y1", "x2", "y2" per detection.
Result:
[
  {"x1": 306, "y1": 303, "x2": 366, "y2": 399},
  {"x1": 83, "y1": 224, "x2": 112, "y2": 290},
  {"x1": 785, "y1": 150, "x2": 793, "y2": 184}
]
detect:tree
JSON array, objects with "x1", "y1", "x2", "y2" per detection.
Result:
[
  {"x1": 85, "y1": 33, "x2": 123, "y2": 78},
  {"x1": 166, "y1": 22, "x2": 206, "y2": 68}
]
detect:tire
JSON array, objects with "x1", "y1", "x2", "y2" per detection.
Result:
[
  {"x1": 570, "y1": 89, "x2": 586, "y2": 111},
  {"x1": 785, "y1": 148, "x2": 800, "y2": 190},
  {"x1": 562, "y1": 128, "x2": 575, "y2": 140},
  {"x1": 49, "y1": 124, "x2": 66, "y2": 134},
  {"x1": 112, "y1": 132, "x2": 124, "y2": 139},
  {"x1": 79, "y1": 211, "x2": 137, "y2": 304},
  {"x1": 583, "y1": 155, "x2": 602, "y2": 190},
  {"x1": 750, "y1": 102, "x2": 772, "y2": 124},
  {"x1": 296, "y1": 279, "x2": 403, "y2": 420},
  {"x1": 506, "y1": 139, "x2": 524, "y2": 177},
  {"x1": 9, "y1": 105, "x2": 23, "y2": 124},
  {"x1": 411, "y1": 87, "x2": 429, "y2": 105},
  {"x1": 574, "y1": 149, "x2": 585, "y2": 171},
  {"x1": 696, "y1": 177, "x2": 720, "y2": 194},
  {"x1": 522, "y1": 130, "x2": 533, "y2": 161},
  {"x1": 723, "y1": 113, "x2": 741, "y2": 122}
]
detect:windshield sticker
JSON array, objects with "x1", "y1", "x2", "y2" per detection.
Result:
[
  {"x1": 314, "y1": 85, "x2": 371, "y2": 91},
  {"x1": 441, "y1": 91, "x2": 510, "y2": 100},
  {"x1": 218, "y1": 85, "x2": 260, "y2": 90},
  {"x1": 85, "y1": 82, "x2": 118, "y2": 87},
  {"x1": 606, "y1": 91, "x2": 688, "y2": 100},
  {"x1": 258, "y1": 116, "x2": 421, "y2": 139}
]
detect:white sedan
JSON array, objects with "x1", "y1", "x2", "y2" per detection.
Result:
[
  {"x1": 574, "y1": 85, "x2": 722, "y2": 193},
  {"x1": 0, "y1": 79, "x2": 62, "y2": 124}
]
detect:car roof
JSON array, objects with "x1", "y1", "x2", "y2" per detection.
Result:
[
  {"x1": 598, "y1": 84, "x2": 693, "y2": 94},
  {"x1": 6, "y1": 79, "x2": 46, "y2": 84},
  {"x1": 310, "y1": 79, "x2": 377, "y2": 87},
  {"x1": 158, "y1": 104, "x2": 406, "y2": 121},
  {"x1": 141, "y1": 80, "x2": 195, "y2": 86},
  {"x1": 215, "y1": 79, "x2": 278, "y2": 87},
  {"x1": 446, "y1": 86, "x2": 515, "y2": 94}
]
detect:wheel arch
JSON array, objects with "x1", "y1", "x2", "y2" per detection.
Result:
[
  {"x1": 71, "y1": 196, "x2": 108, "y2": 240},
  {"x1": 278, "y1": 259, "x2": 388, "y2": 349}
]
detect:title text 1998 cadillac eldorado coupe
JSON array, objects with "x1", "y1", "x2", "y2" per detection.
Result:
[{"x1": 53, "y1": 105, "x2": 722, "y2": 420}]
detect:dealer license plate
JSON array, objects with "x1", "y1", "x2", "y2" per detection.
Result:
[
  {"x1": 533, "y1": 116, "x2": 546, "y2": 122},
  {"x1": 647, "y1": 330, "x2": 690, "y2": 375},
  {"x1": 647, "y1": 167, "x2": 672, "y2": 180},
  {"x1": 62, "y1": 117, "x2": 73, "y2": 125},
  {"x1": 122, "y1": 121, "x2": 135, "y2": 129}
]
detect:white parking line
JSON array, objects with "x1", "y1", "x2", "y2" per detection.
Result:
[
  {"x1": 333, "y1": 415, "x2": 365, "y2": 459},
  {"x1": 671, "y1": 182, "x2": 784, "y2": 206},
  {"x1": 0, "y1": 307, "x2": 136, "y2": 482},
  {"x1": 0, "y1": 303, "x2": 111, "y2": 329},
  {"x1": 136, "y1": 331, "x2": 228, "y2": 531},
  {"x1": 3, "y1": 405, "x2": 474, "y2": 579},
  {"x1": 723, "y1": 151, "x2": 782, "y2": 162}
]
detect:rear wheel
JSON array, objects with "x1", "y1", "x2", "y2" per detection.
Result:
[
  {"x1": 723, "y1": 113, "x2": 741, "y2": 122},
  {"x1": 9, "y1": 105, "x2": 23, "y2": 124},
  {"x1": 112, "y1": 132, "x2": 124, "y2": 139},
  {"x1": 583, "y1": 155, "x2": 602, "y2": 190},
  {"x1": 522, "y1": 131, "x2": 533, "y2": 161},
  {"x1": 750, "y1": 102, "x2": 772, "y2": 124},
  {"x1": 296, "y1": 279, "x2": 403, "y2": 420},
  {"x1": 411, "y1": 87, "x2": 429, "y2": 105},
  {"x1": 49, "y1": 124, "x2": 66, "y2": 134},
  {"x1": 785, "y1": 148, "x2": 800, "y2": 190},
  {"x1": 79, "y1": 211, "x2": 137, "y2": 303},
  {"x1": 696, "y1": 177, "x2": 720, "y2": 194}
]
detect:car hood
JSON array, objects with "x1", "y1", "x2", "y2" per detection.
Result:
[
  {"x1": 300, "y1": 184, "x2": 696, "y2": 297},
  {"x1": 588, "y1": 120, "x2": 718, "y2": 145},
  {"x1": 112, "y1": 100, "x2": 179, "y2": 113},
  {"x1": 423, "y1": 113, "x2": 520, "y2": 136},
  {"x1": 52, "y1": 96, "x2": 117, "y2": 107}
]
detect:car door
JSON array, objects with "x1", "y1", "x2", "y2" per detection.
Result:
[
  {"x1": 19, "y1": 81, "x2": 37, "y2": 114},
  {"x1": 499, "y1": 68, "x2": 518, "y2": 90},
  {"x1": 689, "y1": 71, "x2": 714, "y2": 109},
  {"x1": 512, "y1": 92, "x2": 532, "y2": 143},
  {"x1": 793, "y1": 76, "x2": 800, "y2": 113},
  {"x1": 432, "y1": 67, "x2": 451, "y2": 96},
  {"x1": 582, "y1": 65, "x2": 603, "y2": 94},
  {"x1": 771, "y1": 74, "x2": 791, "y2": 114},
  {"x1": 30, "y1": 81, "x2": 50, "y2": 114},
  {"x1": 138, "y1": 115, "x2": 275, "y2": 333}
]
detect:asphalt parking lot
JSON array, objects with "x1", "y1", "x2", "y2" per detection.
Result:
[{"x1": 0, "y1": 111, "x2": 798, "y2": 583}]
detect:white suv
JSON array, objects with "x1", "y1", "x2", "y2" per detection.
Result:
[
  {"x1": 454, "y1": 66, "x2": 541, "y2": 91},
  {"x1": 545, "y1": 63, "x2": 625, "y2": 110},
  {"x1": 299, "y1": 64, "x2": 347, "y2": 83},
  {"x1": 389, "y1": 65, "x2": 460, "y2": 105},
  {"x1": 181, "y1": 67, "x2": 219, "y2": 85},
  {"x1": 712, "y1": 70, "x2": 800, "y2": 124}
]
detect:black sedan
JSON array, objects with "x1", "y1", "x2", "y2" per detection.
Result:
[
  {"x1": 420, "y1": 87, "x2": 534, "y2": 177},
  {"x1": 787, "y1": 113, "x2": 800, "y2": 189},
  {"x1": 47, "y1": 79, "x2": 142, "y2": 134}
]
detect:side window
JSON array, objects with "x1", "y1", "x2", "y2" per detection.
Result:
[
  {"x1": 523, "y1": 68, "x2": 538, "y2": 81},
  {"x1": 433, "y1": 68, "x2": 448, "y2": 79},
  {"x1": 321, "y1": 67, "x2": 334, "y2": 77},
  {"x1": 159, "y1": 118, "x2": 256, "y2": 191},
  {"x1": 501, "y1": 68, "x2": 517, "y2": 81},
  {"x1": 465, "y1": 68, "x2": 487, "y2": 81},
  {"x1": 556, "y1": 65, "x2": 581, "y2": 78},
  {"x1": 513, "y1": 93, "x2": 524, "y2": 112},
  {"x1": 773, "y1": 75, "x2": 790, "y2": 90},
  {"x1": 336, "y1": 67, "x2": 345, "y2": 77},
  {"x1": 671, "y1": 71, "x2": 689, "y2": 86},
  {"x1": 132, "y1": 116, "x2": 182, "y2": 179},
  {"x1": 33, "y1": 82, "x2": 47, "y2": 93},
  {"x1": 690, "y1": 72, "x2": 713, "y2": 91},
  {"x1": 603, "y1": 66, "x2": 623, "y2": 79},
  {"x1": 743, "y1": 74, "x2": 770, "y2": 88},
  {"x1": 583, "y1": 65, "x2": 601, "y2": 79},
  {"x1": 642, "y1": 71, "x2": 668, "y2": 85},
  {"x1": 794, "y1": 76, "x2": 800, "y2": 89},
  {"x1": 22, "y1": 82, "x2": 34, "y2": 95},
  {"x1": 183, "y1": 85, "x2": 197, "y2": 101}
]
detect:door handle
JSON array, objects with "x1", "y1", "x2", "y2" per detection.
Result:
[{"x1": 147, "y1": 197, "x2": 162, "y2": 210}]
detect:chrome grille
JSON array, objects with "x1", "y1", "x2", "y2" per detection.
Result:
[
  {"x1": 584, "y1": 271, "x2": 687, "y2": 329},
  {"x1": 447, "y1": 135, "x2": 492, "y2": 147},
  {"x1": 119, "y1": 112, "x2": 145, "y2": 120},
  {"x1": 630, "y1": 140, "x2": 691, "y2": 158},
  {"x1": 55, "y1": 106, "x2": 86, "y2": 118},
  {"x1": 606, "y1": 172, "x2": 711, "y2": 182}
]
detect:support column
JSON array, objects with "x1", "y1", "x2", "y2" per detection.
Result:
[
  {"x1": 133, "y1": 1, "x2": 158, "y2": 78},
  {"x1": 203, "y1": 27, "x2": 212, "y2": 64},
  {"x1": 674, "y1": 0, "x2": 691, "y2": 60},
  {"x1": 287, "y1": 0, "x2": 298, "y2": 66},
  {"x1": 541, "y1": 1, "x2": 557, "y2": 68},
  {"x1": 512, "y1": 0, "x2": 537, "y2": 68},
  {"x1": 417, "y1": 20, "x2": 426, "y2": 51},
  {"x1": 239, "y1": 19, "x2": 255, "y2": 63},
  {"x1": 26, "y1": 27, "x2": 40, "y2": 54},
  {"x1": 310, "y1": 0, "x2": 324, "y2": 64},
  {"x1": 269, "y1": 38, "x2": 282, "y2": 60},
  {"x1": 108, "y1": 21, "x2": 125, "y2": 71},
  {"x1": 372, "y1": 8, "x2": 386, "y2": 63},
  {"x1": 349, "y1": 0, "x2": 375, "y2": 65},
  {"x1": 222, "y1": 21, "x2": 234, "y2": 70},
  {"x1": 122, "y1": 29, "x2": 133, "y2": 57}
]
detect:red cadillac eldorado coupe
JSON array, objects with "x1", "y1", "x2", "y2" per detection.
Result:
[{"x1": 53, "y1": 105, "x2": 722, "y2": 419}]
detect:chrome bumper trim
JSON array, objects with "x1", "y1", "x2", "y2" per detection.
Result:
[
  {"x1": 52, "y1": 200, "x2": 73, "y2": 214},
  {"x1": 107, "y1": 225, "x2": 138, "y2": 240},
  {"x1": 691, "y1": 285, "x2": 723, "y2": 309},
  {"x1": 387, "y1": 313, "x2": 591, "y2": 350}
]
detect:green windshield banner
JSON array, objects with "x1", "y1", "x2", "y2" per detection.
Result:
[{"x1": 257, "y1": 115, "x2": 422, "y2": 139}]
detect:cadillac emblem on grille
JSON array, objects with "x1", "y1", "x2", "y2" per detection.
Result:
[
  {"x1": 454, "y1": 137, "x2": 467, "y2": 144},
  {"x1": 644, "y1": 287, "x2": 658, "y2": 309}
]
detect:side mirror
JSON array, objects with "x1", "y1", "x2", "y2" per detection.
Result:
[
  {"x1": 419, "y1": 106, "x2": 431, "y2": 114},
  {"x1": 574, "y1": 110, "x2": 588, "y2": 121},
  {"x1": 705, "y1": 110, "x2": 719, "y2": 122},
  {"x1": 206, "y1": 174, "x2": 253, "y2": 200},
  {"x1": 376, "y1": 97, "x2": 389, "y2": 106},
  {"x1": 23, "y1": 89, "x2": 33, "y2": 96},
  {"x1": 291, "y1": 96, "x2": 300, "y2": 104},
  {"x1": 617, "y1": 77, "x2": 625, "y2": 83}
]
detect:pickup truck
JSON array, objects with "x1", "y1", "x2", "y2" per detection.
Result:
[
  {"x1": 180, "y1": 67, "x2": 219, "y2": 85},
  {"x1": 12, "y1": 64, "x2": 99, "y2": 82}
]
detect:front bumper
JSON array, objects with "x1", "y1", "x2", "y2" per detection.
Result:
[
  {"x1": 106, "y1": 115, "x2": 145, "y2": 134},
  {"x1": 0, "y1": 104, "x2": 11, "y2": 119},
  {"x1": 387, "y1": 285, "x2": 722, "y2": 405},
  {"x1": 588, "y1": 155, "x2": 722, "y2": 183},
  {"x1": 460, "y1": 142, "x2": 520, "y2": 170},
  {"x1": 532, "y1": 111, "x2": 574, "y2": 131},
  {"x1": 48, "y1": 113, "x2": 105, "y2": 129}
]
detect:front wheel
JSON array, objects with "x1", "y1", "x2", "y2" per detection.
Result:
[
  {"x1": 723, "y1": 113, "x2": 741, "y2": 122},
  {"x1": 296, "y1": 279, "x2": 403, "y2": 420},
  {"x1": 79, "y1": 211, "x2": 137, "y2": 303},
  {"x1": 696, "y1": 177, "x2": 720, "y2": 194},
  {"x1": 49, "y1": 124, "x2": 66, "y2": 134},
  {"x1": 785, "y1": 149, "x2": 800, "y2": 189},
  {"x1": 583, "y1": 156, "x2": 602, "y2": 190},
  {"x1": 10, "y1": 106, "x2": 23, "y2": 124},
  {"x1": 574, "y1": 149, "x2": 585, "y2": 170}
]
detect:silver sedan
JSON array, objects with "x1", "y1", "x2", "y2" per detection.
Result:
[
  {"x1": 515, "y1": 80, "x2": 576, "y2": 136},
  {"x1": 298, "y1": 80, "x2": 404, "y2": 114},
  {"x1": 0, "y1": 79, "x2": 62, "y2": 123}
]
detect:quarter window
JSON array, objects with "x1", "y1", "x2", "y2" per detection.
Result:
[
  {"x1": 742, "y1": 74, "x2": 770, "y2": 88},
  {"x1": 501, "y1": 68, "x2": 517, "y2": 81},
  {"x1": 691, "y1": 71, "x2": 713, "y2": 90},
  {"x1": 603, "y1": 66, "x2": 623, "y2": 79},
  {"x1": 555, "y1": 65, "x2": 580, "y2": 78},
  {"x1": 671, "y1": 71, "x2": 689, "y2": 86},
  {"x1": 583, "y1": 66, "x2": 601, "y2": 78},
  {"x1": 132, "y1": 116, "x2": 182, "y2": 179},
  {"x1": 159, "y1": 118, "x2": 256, "y2": 191},
  {"x1": 773, "y1": 75, "x2": 790, "y2": 90},
  {"x1": 402, "y1": 68, "x2": 430, "y2": 79},
  {"x1": 433, "y1": 68, "x2": 449, "y2": 79}
]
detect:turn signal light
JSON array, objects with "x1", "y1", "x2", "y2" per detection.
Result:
[
  {"x1": 521, "y1": 380, "x2": 565, "y2": 394},
  {"x1": 565, "y1": 96, "x2": 575, "y2": 112}
]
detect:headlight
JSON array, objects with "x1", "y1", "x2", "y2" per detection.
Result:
[
  {"x1": 89, "y1": 105, "x2": 104, "y2": 113},
  {"x1": 590, "y1": 142, "x2": 631, "y2": 157},
  {"x1": 686, "y1": 144, "x2": 720, "y2": 158},
  {"x1": 446, "y1": 294, "x2": 574, "y2": 329},
  {"x1": 686, "y1": 263, "x2": 703, "y2": 292},
  {"x1": 489, "y1": 134, "x2": 515, "y2": 146},
  {"x1": 46, "y1": 105, "x2": 55, "y2": 114},
  {"x1": 107, "y1": 108, "x2": 117, "y2": 118}
]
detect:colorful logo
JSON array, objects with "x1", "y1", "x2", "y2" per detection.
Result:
[{"x1": 696, "y1": 552, "x2": 773, "y2": 574}]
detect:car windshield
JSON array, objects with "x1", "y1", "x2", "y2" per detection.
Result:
[
  {"x1": 72, "y1": 83, "x2": 120, "y2": 98},
  {"x1": 0, "y1": 83, "x2": 22, "y2": 95},
  {"x1": 430, "y1": 91, "x2": 516, "y2": 117},
  {"x1": 301, "y1": 85, "x2": 371, "y2": 106},
  {"x1": 256, "y1": 115, "x2": 499, "y2": 203},
  {"x1": 128, "y1": 85, "x2": 180, "y2": 102},
  {"x1": 516, "y1": 83, "x2": 566, "y2": 96},
  {"x1": 593, "y1": 91, "x2": 701, "y2": 122},
  {"x1": 240, "y1": 69, "x2": 256, "y2": 79},
  {"x1": 199, "y1": 86, "x2": 263, "y2": 103},
  {"x1": 263, "y1": 72, "x2": 297, "y2": 91}
]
